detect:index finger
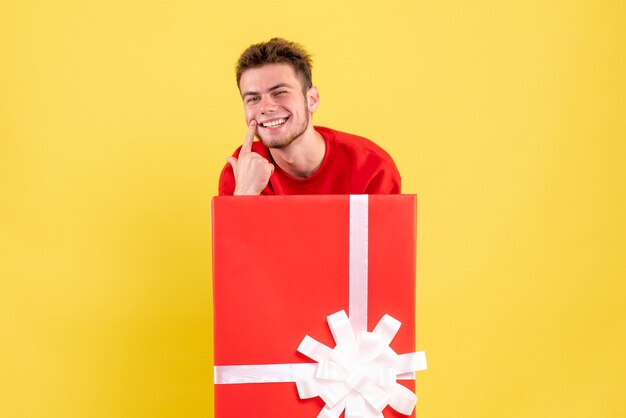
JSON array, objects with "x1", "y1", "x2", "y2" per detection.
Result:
[{"x1": 240, "y1": 120, "x2": 257, "y2": 155}]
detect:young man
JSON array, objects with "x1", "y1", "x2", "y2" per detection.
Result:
[{"x1": 219, "y1": 38, "x2": 401, "y2": 196}]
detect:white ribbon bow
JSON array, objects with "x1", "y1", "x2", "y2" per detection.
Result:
[{"x1": 296, "y1": 310, "x2": 427, "y2": 418}]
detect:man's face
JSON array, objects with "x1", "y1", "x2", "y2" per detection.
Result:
[{"x1": 239, "y1": 63, "x2": 318, "y2": 149}]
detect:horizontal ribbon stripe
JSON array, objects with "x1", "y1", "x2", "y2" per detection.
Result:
[
  {"x1": 214, "y1": 363, "x2": 418, "y2": 384},
  {"x1": 214, "y1": 363, "x2": 317, "y2": 384}
]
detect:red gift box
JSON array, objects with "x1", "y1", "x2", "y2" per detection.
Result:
[{"x1": 212, "y1": 195, "x2": 425, "y2": 417}]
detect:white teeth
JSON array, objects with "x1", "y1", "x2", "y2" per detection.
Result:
[{"x1": 262, "y1": 118, "x2": 286, "y2": 128}]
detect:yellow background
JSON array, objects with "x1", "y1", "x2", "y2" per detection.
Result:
[{"x1": 1, "y1": 1, "x2": 624, "y2": 417}]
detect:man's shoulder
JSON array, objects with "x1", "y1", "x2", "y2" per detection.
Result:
[
  {"x1": 315, "y1": 126, "x2": 395, "y2": 162},
  {"x1": 315, "y1": 125, "x2": 401, "y2": 193}
]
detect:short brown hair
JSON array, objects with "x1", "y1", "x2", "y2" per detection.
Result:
[{"x1": 236, "y1": 38, "x2": 313, "y2": 92}]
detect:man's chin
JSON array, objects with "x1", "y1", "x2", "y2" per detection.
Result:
[{"x1": 260, "y1": 135, "x2": 295, "y2": 150}]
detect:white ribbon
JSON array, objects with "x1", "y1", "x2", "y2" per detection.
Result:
[
  {"x1": 349, "y1": 195, "x2": 369, "y2": 334},
  {"x1": 296, "y1": 310, "x2": 427, "y2": 418},
  {"x1": 213, "y1": 195, "x2": 427, "y2": 416}
]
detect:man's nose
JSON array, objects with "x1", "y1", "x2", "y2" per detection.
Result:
[{"x1": 259, "y1": 95, "x2": 278, "y2": 114}]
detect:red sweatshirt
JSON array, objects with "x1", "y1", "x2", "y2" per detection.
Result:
[{"x1": 218, "y1": 126, "x2": 400, "y2": 195}]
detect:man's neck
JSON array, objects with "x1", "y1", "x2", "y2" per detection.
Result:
[{"x1": 269, "y1": 125, "x2": 326, "y2": 178}]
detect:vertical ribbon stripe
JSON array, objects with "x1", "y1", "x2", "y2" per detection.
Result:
[{"x1": 349, "y1": 195, "x2": 369, "y2": 334}]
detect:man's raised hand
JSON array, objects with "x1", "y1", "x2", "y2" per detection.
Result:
[{"x1": 227, "y1": 120, "x2": 274, "y2": 196}]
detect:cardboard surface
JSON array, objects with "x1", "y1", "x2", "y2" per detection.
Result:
[{"x1": 212, "y1": 195, "x2": 417, "y2": 417}]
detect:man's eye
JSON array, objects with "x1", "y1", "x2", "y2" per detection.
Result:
[
  {"x1": 275, "y1": 91, "x2": 287, "y2": 96},
  {"x1": 247, "y1": 97, "x2": 260, "y2": 104}
]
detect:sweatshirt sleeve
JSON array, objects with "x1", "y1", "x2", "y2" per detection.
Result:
[
  {"x1": 364, "y1": 163, "x2": 401, "y2": 194},
  {"x1": 218, "y1": 163, "x2": 236, "y2": 196}
]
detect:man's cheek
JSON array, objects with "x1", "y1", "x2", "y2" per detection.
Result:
[{"x1": 243, "y1": 108, "x2": 254, "y2": 125}]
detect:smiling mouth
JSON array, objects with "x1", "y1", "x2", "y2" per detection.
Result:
[{"x1": 259, "y1": 117, "x2": 288, "y2": 128}]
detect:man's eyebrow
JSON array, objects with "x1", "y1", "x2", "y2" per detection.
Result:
[
  {"x1": 241, "y1": 90, "x2": 257, "y2": 99},
  {"x1": 268, "y1": 83, "x2": 292, "y2": 91},
  {"x1": 241, "y1": 90, "x2": 258, "y2": 99},
  {"x1": 241, "y1": 83, "x2": 293, "y2": 99}
]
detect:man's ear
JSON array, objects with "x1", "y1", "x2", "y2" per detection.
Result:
[{"x1": 306, "y1": 86, "x2": 320, "y2": 114}]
